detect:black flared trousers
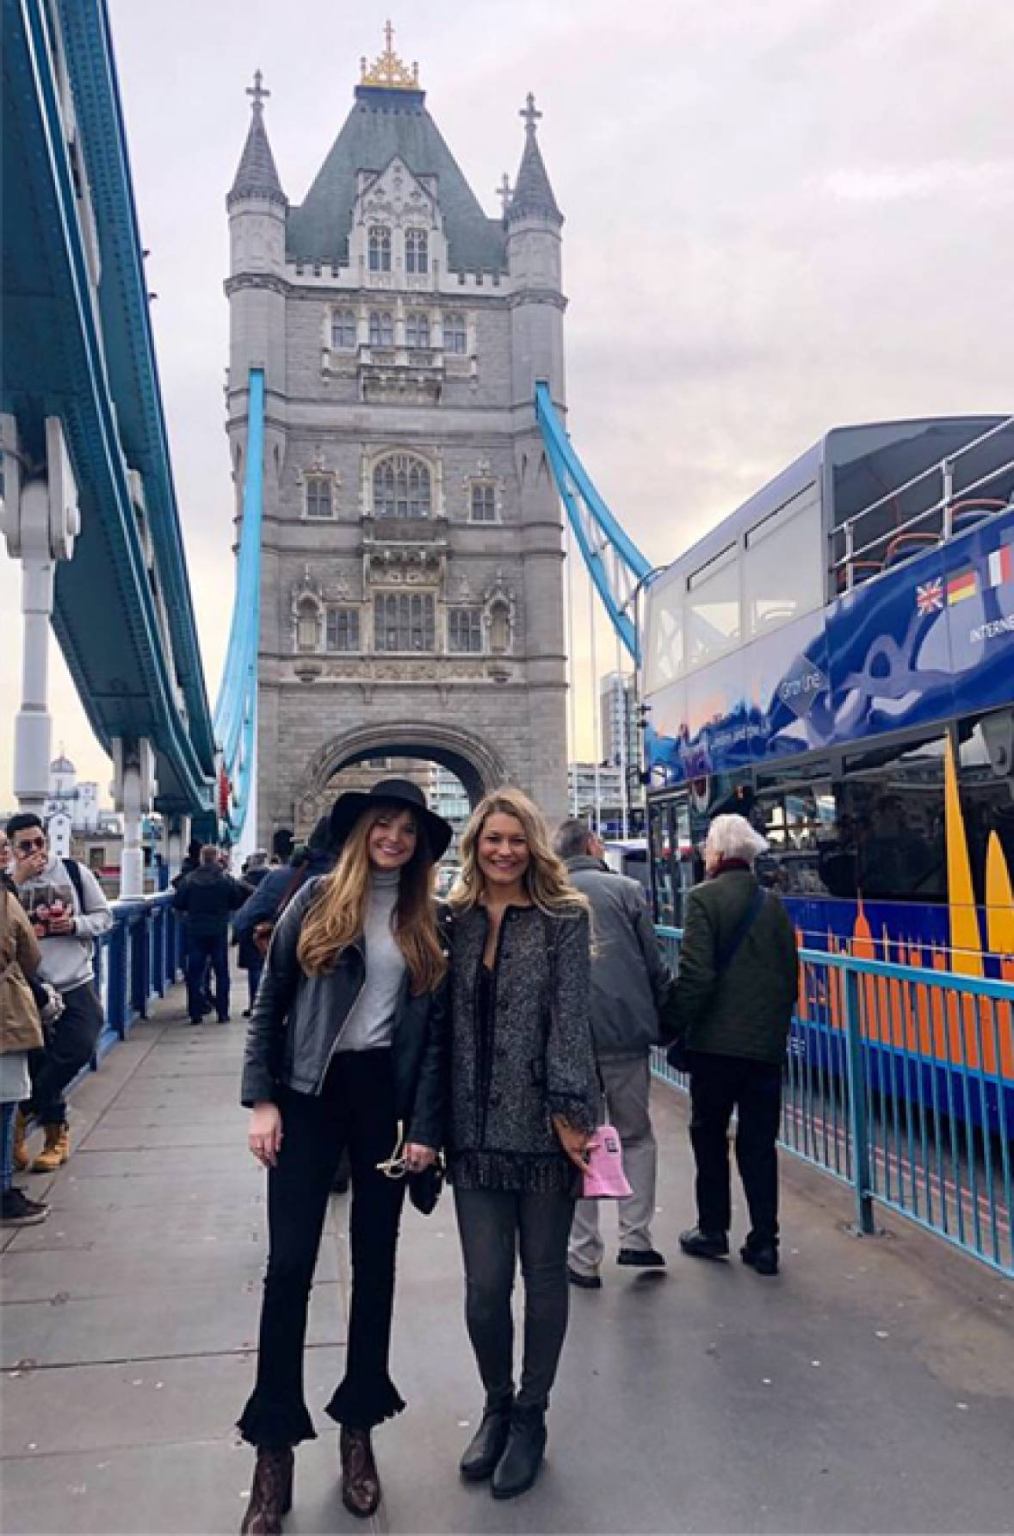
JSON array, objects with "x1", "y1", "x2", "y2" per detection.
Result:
[{"x1": 237, "y1": 1049, "x2": 406, "y2": 1449}]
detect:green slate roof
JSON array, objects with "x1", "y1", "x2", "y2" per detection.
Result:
[{"x1": 286, "y1": 86, "x2": 507, "y2": 273}]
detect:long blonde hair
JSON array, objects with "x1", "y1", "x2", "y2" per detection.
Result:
[
  {"x1": 296, "y1": 806, "x2": 447, "y2": 994},
  {"x1": 449, "y1": 786, "x2": 589, "y2": 916}
]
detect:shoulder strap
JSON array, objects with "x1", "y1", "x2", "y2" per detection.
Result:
[
  {"x1": 62, "y1": 857, "x2": 86, "y2": 911},
  {"x1": 714, "y1": 886, "x2": 766, "y2": 975},
  {"x1": 276, "y1": 864, "x2": 311, "y2": 918}
]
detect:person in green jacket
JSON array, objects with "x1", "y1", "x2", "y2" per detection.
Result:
[{"x1": 668, "y1": 814, "x2": 798, "y2": 1276}]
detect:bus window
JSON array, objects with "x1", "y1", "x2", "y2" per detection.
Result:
[
  {"x1": 687, "y1": 545, "x2": 740, "y2": 666},
  {"x1": 744, "y1": 484, "x2": 822, "y2": 637},
  {"x1": 840, "y1": 734, "x2": 947, "y2": 901},
  {"x1": 958, "y1": 712, "x2": 1014, "y2": 905},
  {"x1": 753, "y1": 786, "x2": 838, "y2": 895}
]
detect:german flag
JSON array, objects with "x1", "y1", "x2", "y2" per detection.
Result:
[{"x1": 946, "y1": 568, "x2": 978, "y2": 605}]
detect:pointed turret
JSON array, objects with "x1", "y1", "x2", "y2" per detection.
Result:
[
  {"x1": 507, "y1": 94, "x2": 562, "y2": 226},
  {"x1": 227, "y1": 70, "x2": 286, "y2": 209}
]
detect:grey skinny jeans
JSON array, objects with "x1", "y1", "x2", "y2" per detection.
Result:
[{"x1": 453, "y1": 1185, "x2": 575, "y2": 1413}]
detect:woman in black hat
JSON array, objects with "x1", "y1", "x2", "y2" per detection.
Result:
[{"x1": 237, "y1": 779, "x2": 452, "y2": 1533}]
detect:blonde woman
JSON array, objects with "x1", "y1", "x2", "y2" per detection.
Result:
[
  {"x1": 447, "y1": 787, "x2": 597, "y2": 1501},
  {"x1": 238, "y1": 780, "x2": 452, "y2": 1533}
]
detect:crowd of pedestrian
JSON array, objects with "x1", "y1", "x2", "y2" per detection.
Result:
[{"x1": 0, "y1": 796, "x2": 799, "y2": 1535}]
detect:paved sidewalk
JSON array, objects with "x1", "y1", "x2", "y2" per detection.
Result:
[{"x1": 2, "y1": 985, "x2": 1012, "y2": 1535}]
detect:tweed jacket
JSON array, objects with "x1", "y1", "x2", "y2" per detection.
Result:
[
  {"x1": 446, "y1": 902, "x2": 597, "y2": 1193},
  {"x1": 0, "y1": 890, "x2": 44, "y2": 1056}
]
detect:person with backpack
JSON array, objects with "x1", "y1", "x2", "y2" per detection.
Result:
[
  {"x1": 5, "y1": 813, "x2": 113, "y2": 1173},
  {"x1": 172, "y1": 846, "x2": 248, "y2": 1025},
  {"x1": 665, "y1": 813, "x2": 798, "y2": 1277}
]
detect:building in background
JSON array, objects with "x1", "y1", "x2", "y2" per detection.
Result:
[
  {"x1": 227, "y1": 27, "x2": 571, "y2": 850},
  {"x1": 599, "y1": 670, "x2": 644, "y2": 828},
  {"x1": 567, "y1": 761, "x2": 626, "y2": 835},
  {"x1": 42, "y1": 754, "x2": 121, "y2": 863}
]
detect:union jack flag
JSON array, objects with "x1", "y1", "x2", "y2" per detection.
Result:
[{"x1": 916, "y1": 578, "x2": 944, "y2": 615}]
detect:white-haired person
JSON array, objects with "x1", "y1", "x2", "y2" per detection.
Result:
[{"x1": 666, "y1": 813, "x2": 798, "y2": 1276}]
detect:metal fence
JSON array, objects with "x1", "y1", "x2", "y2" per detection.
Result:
[
  {"x1": 654, "y1": 927, "x2": 1014, "y2": 1278},
  {"x1": 90, "y1": 893, "x2": 186, "y2": 1060}
]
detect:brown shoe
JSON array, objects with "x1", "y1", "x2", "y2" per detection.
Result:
[
  {"x1": 31, "y1": 1122, "x2": 69, "y2": 1174},
  {"x1": 240, "y1": 1446, "x2": 293, "y2": 1535},
  {"x1": 340, "y1": 1427, "x2": 381, "y2": 1519}
]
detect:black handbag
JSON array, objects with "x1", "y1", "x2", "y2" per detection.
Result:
[
  {"x1": 666, "y1": 887, "x2": 767, "y2": 1072},
  {"x1": 408, "y1": 1156, "x2": 445, "y2": 1216}
]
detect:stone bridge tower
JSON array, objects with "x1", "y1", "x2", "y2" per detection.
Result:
[{"x1": 225, "y1": 31, "x2": 568, "y2": 843}]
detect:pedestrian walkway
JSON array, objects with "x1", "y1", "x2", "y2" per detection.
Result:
[{"x1": 2, "y1": 983, "x2": 1013, "y2": 1535}]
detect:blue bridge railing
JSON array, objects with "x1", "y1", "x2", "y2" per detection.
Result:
[
  {"x1": 654, "y1": 927, "x2": 1014, "y2": 1279},
  {"x1": 91, "y1": 893, "x2": 186, "y2": 1058}
]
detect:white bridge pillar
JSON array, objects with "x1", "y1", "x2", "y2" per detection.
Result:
[
  {"x1": 1, "y1": 416, "x2": 80, "y2": 812},
  {"x1": 112, "y1": 737, "x2": 155, "y2": 899}
]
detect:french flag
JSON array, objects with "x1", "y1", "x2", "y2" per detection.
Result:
[{"x1": 987, "y1": 543, "x2": 1013, "y2": 587}]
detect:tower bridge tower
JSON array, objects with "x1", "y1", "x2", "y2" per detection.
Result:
[{"x1": 225, "y1": 30, "x2": 568, "y2": 843}]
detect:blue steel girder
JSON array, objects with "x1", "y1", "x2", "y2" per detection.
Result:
[
  {"x1": 2, "y1": 0, "x2": 215, "y2": 814},
  {"x1": 213, "y1": 369, "x2": 265, "y2": 842},
  {"x1": 58, "y1": 0, "x2": 215, "y2": 775},
  {"x1": 534, "y1": 381, "x2": 652, "y2": 662}
]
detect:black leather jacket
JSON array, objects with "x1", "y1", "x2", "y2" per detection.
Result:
[{"x1": 240, "y1": 880, "x2": 448, "y2": 1149}]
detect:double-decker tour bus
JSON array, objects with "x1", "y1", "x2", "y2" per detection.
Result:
[{"x1": 641, "y1": 415, "x2": 1014, "y2": 1128}]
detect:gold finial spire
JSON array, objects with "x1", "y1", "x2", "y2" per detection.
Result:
[{"x1": 359, "y1": 20, "x2": 420, "y2": 90}]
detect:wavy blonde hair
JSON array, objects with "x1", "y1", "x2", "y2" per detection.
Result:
[
  {"x1": 296, "y1": 805, "x2": 447, "y2": 994},
  {"x1": 449, "y1": 786, "x2": 589, "y2": 916}
]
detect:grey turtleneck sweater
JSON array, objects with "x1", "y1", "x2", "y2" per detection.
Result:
[{"x1": 335, "y1": 869, "x2": 406, "y2": 1053}]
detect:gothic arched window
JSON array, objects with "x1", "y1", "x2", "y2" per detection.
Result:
[
  {"x1": 368, "y1": 310, "x2": 394, "y2": 347},
  {"x1": 373, "y1": 455, "x2": 431, "y2": 519},
  {"x1": 296, "y1": 595, "x2": 321, "y2": 652},
  {"x1": 330, "y1": 309, "x2": 356, "y2": 349},
  {"x1": 374, "y1": 592, "x2": 435, "y2": 652},
  {"x1": 368, "y1": 226, "x2": 391, "y2": 273},
  {"x1": 444, "y1": 313, "x2": 467, "y2": 355},
  {"x1": 405, "y1": 312, "x2": 430, "y2": 350},
  {"x1": 304, "y1": 475, "x2": 334, "y2": 520},
  {"x1": 405, "y1": 228, "x2": 428, "y2": 275}
]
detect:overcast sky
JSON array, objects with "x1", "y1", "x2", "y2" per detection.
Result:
[{"x1": 2, "y1": 0, "x2": 1012, "y2": 806}]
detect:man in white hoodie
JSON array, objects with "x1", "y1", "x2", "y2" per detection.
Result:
[{"x1": 6, "y1": 813, "x2": 112, "y2": 1172}]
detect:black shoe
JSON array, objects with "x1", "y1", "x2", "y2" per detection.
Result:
[
  {"x1": 242, "y1": 1008, "x2": 252, "y2": 1019},
  {"x1": 188, "y1": 1017, "x2": 202, "y2": 1026},
  {"x1": 678, "y1": 1226, "x2": 729, "y2": 1260},
  {"x1": 491, "y1": 1407, "x2": 546, "y2": 1500},
  {"x1": 617, "y1": 1247, "x2": 666, "y2": 1268},
  {"x1": 217, "y1": 1014, "x2": 230, "y2": 1024},
  {"x1": 460, "y1": 1403, "x2": 512, "y2": 1482},
  {"x1": 567, "y1": 1266, "x2": 602, "y2": 1290},
  {"x1": 741, "y1": 1242, "x2": 779, "y2": 1276},
  {"x1": 0, "y1": 1188, "x2": 49, "y2": 1226}
]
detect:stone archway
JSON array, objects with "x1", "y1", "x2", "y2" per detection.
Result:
[{"x1": 295, "y1": 719, "x2": 510, "y2": 826}]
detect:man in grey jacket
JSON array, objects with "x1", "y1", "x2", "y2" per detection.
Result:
[
  {"x1": 6, "y1": 813, "x2": 112, "y2": 1172},
  {"x1": 554, "y1": 819, "x2": 672, "y2": 1287}
]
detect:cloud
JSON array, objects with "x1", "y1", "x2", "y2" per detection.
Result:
[
  {"x1": 3, "y1": 0, "x2": 1013, "y2": 796},
  {"x1": 823, "y1": 160, "x2": 1014, "y2": 203}
]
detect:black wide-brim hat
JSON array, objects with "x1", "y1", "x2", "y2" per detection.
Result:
[{"x1": 328, "y1": 778, "x2": 454, "y2": 861}]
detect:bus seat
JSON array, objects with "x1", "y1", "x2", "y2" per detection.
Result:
[
  {"x1": 949, "y1": 498, "x2": 1007, "y2": 535},
  {"x1": 884, "y1": 532, "x2": 940, "y2": 568}
]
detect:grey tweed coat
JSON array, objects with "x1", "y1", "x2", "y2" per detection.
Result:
[{"x1": 446, "y1": 902, "x2": 597, "y2": 1193}]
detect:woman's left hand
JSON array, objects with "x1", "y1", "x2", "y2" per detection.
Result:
[
  {"x1": 552, "y1": 1114, "x2": 592, "y2": 1172},
  {"x1": 403, "y1": 1142, "x2": 436, "y2": 1173}
]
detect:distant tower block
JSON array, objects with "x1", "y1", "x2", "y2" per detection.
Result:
[{"x1": 225, "y1": 31, "x2": 569, "y2": 843}]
